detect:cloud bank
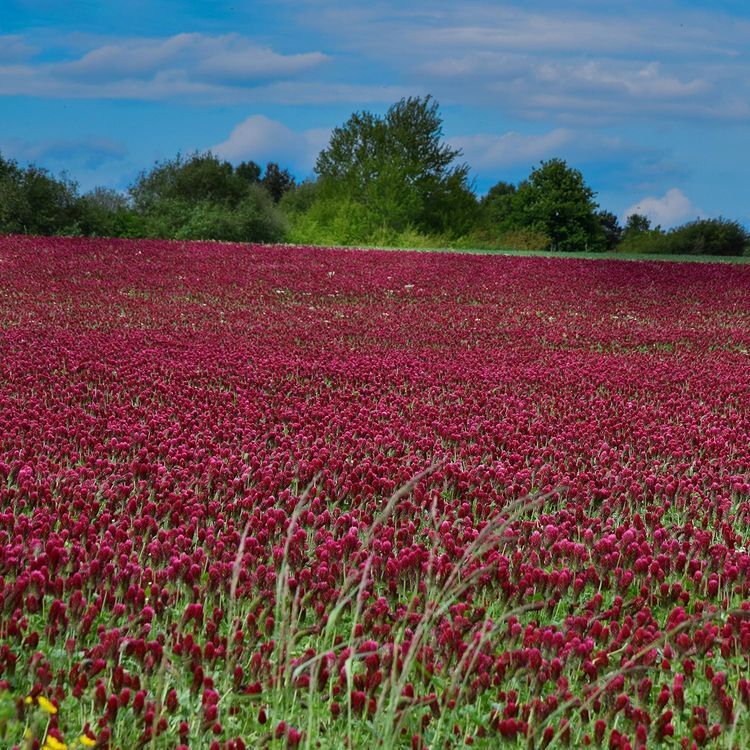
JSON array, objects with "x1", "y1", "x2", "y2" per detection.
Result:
[
  {"x1": 624, "y1": 188, "x2": 703, "y2": 227},
  {"x1": 212, "y1": 115, "x2": 330, "y2": 173},
  {"x1": 0, "y1": 32, "x2": 335, "y2": 103},
  {"x1": 1, "y1": 136, "x2": 127, "y2": 169}
]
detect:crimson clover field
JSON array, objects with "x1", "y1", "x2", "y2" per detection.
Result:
[{"x1": 1, "y1": 235, "x2": 750, "y2": 749}]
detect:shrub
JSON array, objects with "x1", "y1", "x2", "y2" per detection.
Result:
[
  {"x1": 496, "y1": 227, "x2": 552, "y2": 251},
  {"x1": 617, "y1": 229, "x2": 673, "y2": 255},
  {"x1": 173, "y1": 187, "x2": 287, "y2": 243},
  {"x1": 460, "y1": 227, "x2": 551, "y2": 252},
  {"x1": 76, "y1": 188, "x2": 134, "y2": 237},
  {"x1": 286, "y1": 196, "x2": 377, "y2": 246},
  {"x1": 667, "y1": 217, "x2": 749, "y2": 256},
  {"x1": 617, "y1": 218, "x2": 749, "y2": 256}
]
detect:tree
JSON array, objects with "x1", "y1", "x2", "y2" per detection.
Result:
[
  {"x1": 129, "y1": 151, "x2": 248, "y2": 212},
  {"x1": 235, "y1": 160, "x2": 262, "y2": 184},
  {"x1": 0, "y1": 153, "x2": 27, "y2": 233},
  {"x1": 478, "y1": 181, "x2": 517, "y2": 233},
  {"x1": 597, "y1": 210, "x2": 622, "y2": 252},
  {"x1": 128, "y1": 151, "x2": 286, "y2": 243},
  {"x1": 513, "y1": 159, "x2": 603, "y2": 251},
  {"x1": 618, "y1": 213, "x2": 671, "y2": 254},
  {"x1": 314, "y1": 95, "x2": 475, "y2": 237},
  {"x1": 279, "y1": 179, "x2": 321, "y2": 217},
  {"x1": 262, "y1": 162, "x2": 296, "y2": 203},
  {"x1": 623, "y1": 213, "x2": 652, "y2": 235},
  {"x1": 76, "y1": 187, "x2": 138, "y2": 237},
  {"x1": 0, "y1": 152, "x2": 82, "y2": 235}
]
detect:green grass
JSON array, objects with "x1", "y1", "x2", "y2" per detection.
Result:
[{"x1": 288, "y1": 241, "x2": 750, "y2": 264}]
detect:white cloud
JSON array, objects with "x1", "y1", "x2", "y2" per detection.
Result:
[
  {"x1": 537, "y1": 61, "x2": 707, "y2": 99},
  {"x1": 247, "y1": 81, "x2": 407, "y2": 106},
  {"x1": 59, "y1": 33, "x2": 327, "y2": 83},
  {"x1": 407, "y1": 8, "x2": 744, "y2": 58},
  {"x1": 1, "y1": 136, "x2": 127, "y2": 168},
  {"x1": 624, "y1": 188, "x2": 703, "y2": 227},
  {"x1": 450, "y1": 129, "x2": 573, "y2": 170},
  {"x1": 299, "y1": 2, "x2": 750, "y2": 123},
  {"x1": 0, "y1": 29, "x2": 408, "y2": 106},
  {"x1": 212, "y1": 115, "x2": 330, "y2": 172},
  {"x1": 0, "y1": 33, "x2": 330, "y2": 103},
  {"x1": 0, "y1": 35, "x2": 38, "y2": 62}
]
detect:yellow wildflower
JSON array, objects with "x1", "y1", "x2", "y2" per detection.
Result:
[
  {"x1": 79, "y1": 736, "x2": 97, "y2": 748},
  {"x1": 43, "y1": 737, "x2": 67, "y2": 750},
  {"x1": 38, "y1": 695, "x2": 58, "y2": 714},
  {"x1": 24, "y1": 695, "x2": 33, "y2": 704}
]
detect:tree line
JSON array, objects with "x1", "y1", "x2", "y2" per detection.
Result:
[{"x1": 1, "y1": 95, "x2": 747, "y2": 256}]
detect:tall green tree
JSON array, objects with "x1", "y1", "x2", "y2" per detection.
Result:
[
  {"x1": 0, "y1": 153, "x2": 27, "y2": 233},
  {"x1": 235, "y1": 160, "x2": 262, "y2": 184},
  {"x1": 0, "y1": 153, "x2": 80, "y2": 235},
  {"x1": 478, "y1": 181, "x2": 517, "y2": 234},
  {"x1": 623, "y1": 213, "x2": 652, "y2": 235},
  {"x1": 262, "y1": 162, "x2": 296, "y2": 203},
  {"x1": 513, "y1": 159, "x2": 603, "y2": 251},
  {"x1": 76, "y1": 187, "x2": 144, "y2": 238},
  {"x1": 314, "y1": 95, "x2": 476, "y2": 237},
  {"x1": 597, "y1": 210, "x2": 623, "y2": 251}
]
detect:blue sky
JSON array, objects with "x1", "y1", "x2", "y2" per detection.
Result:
[{"x1": 2, "y1": 0, "x2": 749, "y2": 227}]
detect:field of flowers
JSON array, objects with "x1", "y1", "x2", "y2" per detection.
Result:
[{"x1": 1, "y1": 235, "x2": 749, "y2": 749}]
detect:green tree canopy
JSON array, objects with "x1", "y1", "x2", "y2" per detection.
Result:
[
  {"x1": 0, "y1": 153, "x2": 79, "y2": 235},
  {"x1": 597, "y1": 210, "x2": 623, "y2": 252},
  {"x1": 513, "y1": 159, "x2": 603, "y2": 251},
  {"x1": 129, "y1": 152, "x2": 249, "y2": 211},
  {"x1": 314, "y1": 95, "x2": 476, "y2": 237},
  {"x1": 235, "y1": 160, "x2": 262, "y2": 184},
  {"x1": 127, "y1": 151, "x2": 287, "y2": 243},
  {"x1": 624, "y1": 213, "x2": 652, "y2": 235},
  {"x1": 478, "y1": 181, "x2": 518, "y2": 234},
  {"x1": 668, "y1": 217, "x2": 749, "y2": 256},
  {"x1": 262, "y1": 162, "x2": 296, "y2": 203}
]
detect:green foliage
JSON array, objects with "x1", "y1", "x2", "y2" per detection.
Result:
[
  {"x1": 596, "y1": 210, "x2": 623, "y2": 251},
  {"x1": 460, "y1": 225, "x2": 551, "y2": 252},
  {"x1": 623, "y1": 212, "x2": 652, "y2": 235},
  {"x1": 285, "y1": 195, "x2": 377, "y2": 246},
  {"x1": 513, "y1": 159, "x2": 604, "y2": 251},
  {"x1": 0, "y1": 156, "x2": 28, "y2": 234},
  {"x1": 314, "y1": 95, "x2": 476, "y2": 239},
  {"x1": 22, "y1": 166, "x2": 80, "y2": 235},
  {"x1": 478, "y1": 180, "x2": 517, "y2": 234},
  {"x1": 262, "y1": 162, "x2": 296, "y2": 203},
  {"x1": 668, "y1": 217, "x2": 749, "y2": 256},
  {"x1": 279, "y1": 179, "x2": 322, "y2": 218},
  {"x1": 173, "y1": 187, "x2": 287, "y2": 243},
  {"x1": 76, "y1": 187, "x2": 136, "y2": 237},
  {"x1": 129, "y1": 151, "x2": 248, "y2": 212},
  {"x1": 0, "y1": 153, "x2": 80, "y2": 235},
  {"x1": 474, "y1": 163, "x2": 603, "y2": 252},
  {"x1": 617, "y1": 228, "x2": 673, "y2": 254},
  {"x1": 235, "y1": 160, "x2": 262, "y2": 184},
  {"x1": 128, "y1": 152, "x2": 286, "y2": 243},
  {"x1": 2, "y1": 119, "x2": 748, "y2": 257},
  {"x1": 619, "y1": 217, "x2": 749, "y2": 256},
  {"x1": 495, "y1": 227, "x2": 552, "y2": 251}
]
